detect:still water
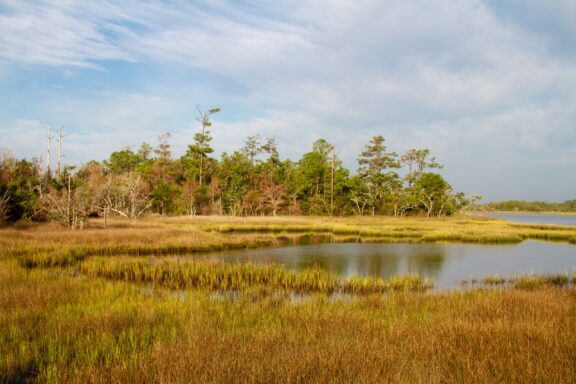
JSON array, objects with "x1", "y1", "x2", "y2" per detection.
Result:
[
  {"x1": 211, "y1": 240, "x2": 576, "y2": 289},
  {"x1": 481, "y1": 213, "x2": 576, "y2": 226}
]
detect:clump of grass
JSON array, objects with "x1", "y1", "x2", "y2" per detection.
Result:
[
  {"x1": 80, "y1": 257, "x2": 433, "y2": 295},
  {"x1": 81, "y1": 257, "x2": 339, "y2": 294},
  {"x1": 460, "y1": 276, "x2": 479, "y2": 287},
  {"x1": 386, "y1": 274, "x2": 434, "y2": 292},
  {"x1": 511, "y1": 274, "x2": 570, "y2": 290},
  {"x1": 18, "y1": 249, "x2": 88, "y2": 268},
  {"x1": 482, "y1": 274, "x2": 506, "y2": 285},
  {"x1": 341, "y1": 276, "x2": 387, "y2": 294}
]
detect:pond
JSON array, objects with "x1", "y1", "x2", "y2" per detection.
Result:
[
  {"x1": 480, "y1": 213, "x2": 576, "y2": 226},
  {"x1": 209, "y1": 240, "x2": 576, "y2": 290}
]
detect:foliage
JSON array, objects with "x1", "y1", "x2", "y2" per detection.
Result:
[
  {"x1": 1, "y1": 123, "x2": 484, "y2": 226},
  {"x1": 480, "y1": 199, "x2": 576, "y2": 213}
]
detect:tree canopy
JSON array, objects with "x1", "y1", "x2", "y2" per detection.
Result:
[{"x1": 0, "y1": 118, "x2": 485, "y2": 226}]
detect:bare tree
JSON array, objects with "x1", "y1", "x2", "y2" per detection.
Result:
[
  {"x1": 418, "y1": 189, "x2": 437, "y2": 218},
  {"x1": 259, "y1": 175, "x2": 286, "y2": 216},
  {"x1": 40, "y1": 174, "x2": 91, "y2": 229},
  {"x1": 56, "y1": 126, "x2": 67, "y2": 181},
  {"x1": 46, "y1": 125, "x2": 52, "y2": 176},
  {"x1": 106, "y1": 172, "x2": 151, "y2": 219}
]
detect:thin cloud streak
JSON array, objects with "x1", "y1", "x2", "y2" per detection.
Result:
[{"x1": 0, "y1": 1, "x2": 574, "y2": 201}]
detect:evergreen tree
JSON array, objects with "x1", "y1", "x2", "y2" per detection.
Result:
[
  {"x1": 187, "y1": 107, "x2": 220, "y2": 185},
  {"x1": 357, "y1": 135, "x2": 400, "y2": 214}
]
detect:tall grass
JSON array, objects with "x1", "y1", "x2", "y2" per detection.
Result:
[
  {"x1": 2, "y1": 216, "x2": 576, "y2": 382},
  {"x1": 2, "y1": 217, "x2": 575, "y2": 268},
  {"x1": 197, "y1": 215, "x2": 576, "y2": 245},
  {"x1": 461, "y1": 273, "x2": 573, "y2": 289},
  {"x1": 80, "y1": 257, "x2": 431, "y2": 294},
  {"x1": 1, "y1": 260, "x2": 575, "y2": 383}
]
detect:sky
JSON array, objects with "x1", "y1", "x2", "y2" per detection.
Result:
[{"x1": 0, "y1": 0, "x2": 575, "y2": 202}]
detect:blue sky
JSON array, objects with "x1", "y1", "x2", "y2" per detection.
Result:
[{"x1": 1, "y1": 0, "x2": 575, "y2": 202}]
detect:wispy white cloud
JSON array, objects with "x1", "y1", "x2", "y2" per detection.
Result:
[
  {"x1": 0, "y1": 1, "x2": 133, "y2": 68},
  {"x1": 1, "y1": 0, "x2": 575, "y2": 200}
]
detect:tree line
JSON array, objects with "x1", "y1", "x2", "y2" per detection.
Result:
[
  {"x1": 0, "y1": 109, "x2": 481, "y2": 228},
  {"x1": 479, "y1": 200, "x2": 576, "y2": 213}
]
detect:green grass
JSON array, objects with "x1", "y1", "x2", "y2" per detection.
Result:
[{"x1": 80, "y1": 257, "x2": 431, "y2": 294}]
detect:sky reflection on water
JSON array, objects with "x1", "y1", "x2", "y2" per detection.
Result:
[{"x1": 212, "y1": 241, "x2": 576, "y2": 289}]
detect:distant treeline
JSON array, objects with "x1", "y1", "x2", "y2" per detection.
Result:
[
  {"x1": 480, "y1": 200, "x2": 576, "y2": 213},
  {"x1": 0, "y1": 109, "x2": 481, "y2": 227}
]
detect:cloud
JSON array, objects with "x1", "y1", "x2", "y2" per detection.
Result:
[
  {"x1": 0, "y1": 92, "x2": 179, "y2": 165},
  {"x1": 1, "y1": 0, "x2": 575, "y2": 200},
  {"x1": 0, "y1": 1, "x2": 134, "y2": 69},
  {"x1": 0, "y1": 119, "x2": 46, "y2": 161}
]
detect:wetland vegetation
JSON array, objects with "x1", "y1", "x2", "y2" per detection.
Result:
[
  {"x1": 1, "y1": 215, "x2": 576, "y2": 382},
  {"x1": 1, "y1": 123, "x2": 575, "y2": 381}
]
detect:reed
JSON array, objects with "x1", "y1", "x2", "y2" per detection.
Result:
[
  {"x1": 17, "y1": 249, "x2": 88, "y2": 268},
  {"x1": 1, "y1": 260, "x2": 574, "y2": 383},
  {"x1": 80, "y1": 257, "x2": 432, "y2": 295},
  {"x1": 2, "y1": 216, "x2": 576, "y2": 267},
  {"x1": 511, "y1": 274, "x2": 571, "y2": 290},
  {"x1": 1, "y1": 216, "x2": 576, "y2": 382},
  {"x1": 461, "y1": 273, "x2": 573, "y2": 289},
  {"x1": 482, "y1": 274, "x2": 507, "y2": 285}
]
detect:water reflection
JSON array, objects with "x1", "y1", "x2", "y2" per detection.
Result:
[{"x1": 211, "y1": 240, "x2": 576, "y2": 289}]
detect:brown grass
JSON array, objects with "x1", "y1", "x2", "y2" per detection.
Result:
[
  {"x1": 1, "y1": 216, "x2": 575, "y2": 383},
  {"x1": 1, "y1": 260, "x2": 574, "y2": 383}
]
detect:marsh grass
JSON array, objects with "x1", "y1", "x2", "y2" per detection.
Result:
[
  {"x1": 1, "y1": 260, "x2": 575, "y2": 383},
  {"x1": 342, "y1": 275, "x2": 433, "y2": 294},
  {"x1": 482, "y1": 274, "x2": 507, "y2": 285},
  {"x1": 17, "y1": 249, "x2": 88, "y2": 268},
  {"x1": 460, "y1": 273, "x2": 573, "y2": 290},
  {"x1": 80, "y1": 257, "x2": 430, "y2": 294},
  {"x1": 2, "y1": 216, "x2": 576, "y2": 383},
  {"x1": 511, "y1": 274, "x2": 571, "y2": 290},
  {"x1": 195, "y1": 215, "x2": 576, "y2": 245},
  {"x1": 2, "y1": 216, "x2": 575, "y2": 267}
]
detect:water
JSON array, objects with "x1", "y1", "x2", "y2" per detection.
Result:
[
  {"x1": 481, "y1": 213, "x2": 576, "y2": 226},
  {"x1": 209, "y1": 241, "x2": 576, "y2": 290}
]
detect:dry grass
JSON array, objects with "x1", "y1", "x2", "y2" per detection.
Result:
[
  {"x1": 2, "y1": 216, "x2": 575, "y2": 266},
  {"x1": 1, "y1": 216, "x2": 576, "y2": 383},
  {"x1": 0, "y1": 260, "x2": 574, "y2": 383}
]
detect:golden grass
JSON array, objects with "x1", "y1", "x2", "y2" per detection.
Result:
[
  {"x1": 178, "y1": 215, "x2": 576, "y2": 245},
  {"x1": 2, "y1": 216, "x2": 575, "y2": 266},
  {"x1": 1, "y1": 260, "x2": 575, "y2": 383},
  {"x1": 79, "y1": 257, "x2": 431, "y2": 294},
  {"x1": 1, "y1": 216, "x2": 576, "y2": 382}
]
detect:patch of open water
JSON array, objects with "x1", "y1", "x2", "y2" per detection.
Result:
[
  {"x1": 479, "y1": 213, "x2": 576, "y2": 226},
  {"x1": 207, "y1": 240, "x2": 576, "y2": 290}
]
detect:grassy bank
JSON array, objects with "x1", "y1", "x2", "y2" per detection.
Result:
[
  {"x1": 1, "y1": 259, "x2": 575, "y2": 383},
  {"x1": 2, "y1": 216, "x2": 576, "y2": 265},
  {"x1": 474, "y1": 210, "x2": 576, "y2": 216}
]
